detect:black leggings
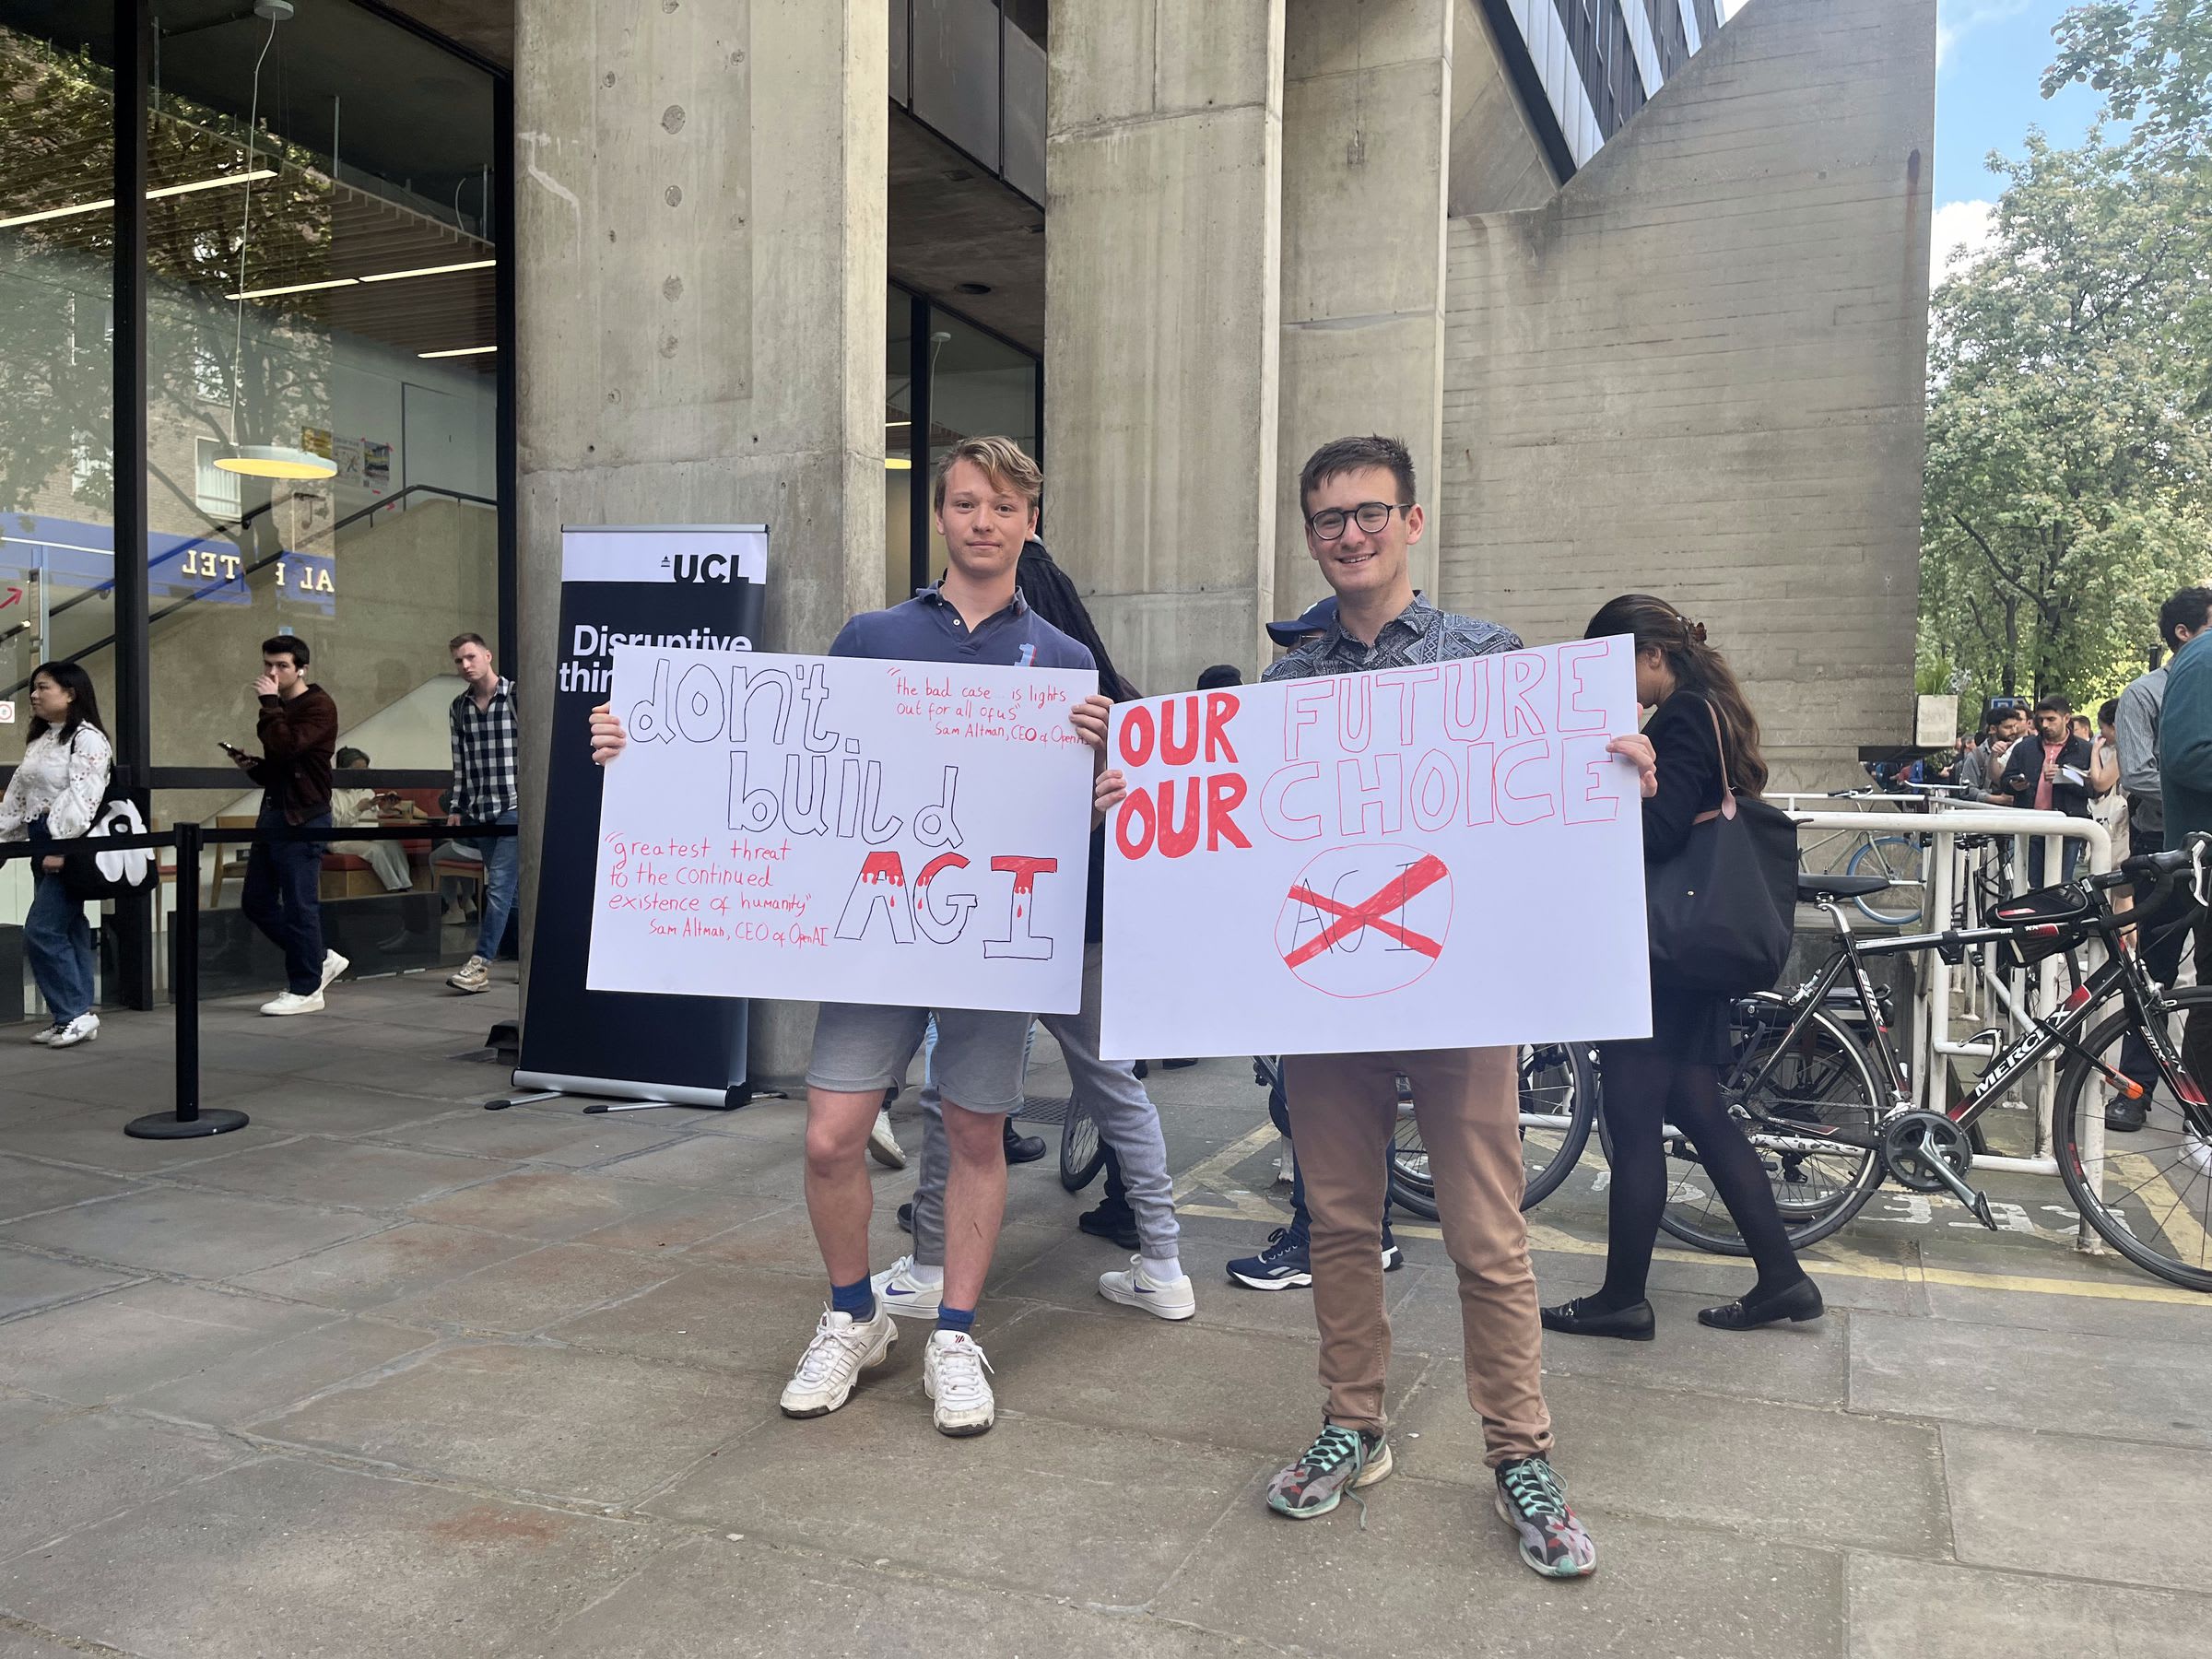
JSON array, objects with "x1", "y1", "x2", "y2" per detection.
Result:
[{"x1": 1594, "y1": 1042, "x2": 1806, "y2": 1307}]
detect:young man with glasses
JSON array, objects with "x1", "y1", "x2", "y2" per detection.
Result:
[
  {"x1": 589, "y1": 437, "x2": 1111, "y2": 1439},
  {"x1": 1100, "y1": 435, "x2": 1654, "y2": 1577}
]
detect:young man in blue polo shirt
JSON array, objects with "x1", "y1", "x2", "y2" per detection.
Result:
[{"x1": 590, "y1": 437, "x2": 1108, "y2": 1437}]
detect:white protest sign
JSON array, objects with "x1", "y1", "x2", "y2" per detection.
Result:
[
  {"x1": 1101, "y1": 635, "x2": 1651, "y2": 1058},
  {"x1": 587, "y1": 645, "x2": 1099, "y2": 1014}
]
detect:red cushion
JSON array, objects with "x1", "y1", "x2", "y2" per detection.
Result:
[{"x1": 322, "y1": 854, "x2": 372, "y2": 872}]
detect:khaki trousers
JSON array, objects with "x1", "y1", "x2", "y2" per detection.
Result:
[{"x1": 1282, "y1": 1045, "x2": 1551, "y2": 1465}]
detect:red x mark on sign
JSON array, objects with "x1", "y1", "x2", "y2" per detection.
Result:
[{"x1": 1282, "y1": 853, "x2": 1450, "y2": 970}]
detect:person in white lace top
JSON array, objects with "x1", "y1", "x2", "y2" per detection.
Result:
[{"x1": 0, "y1": 662, "x2": 113, "y2": 1047}]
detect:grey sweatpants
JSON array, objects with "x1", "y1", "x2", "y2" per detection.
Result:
[{"x1": 910, "y1": 943, "x2": 1180, "y2": 1265}]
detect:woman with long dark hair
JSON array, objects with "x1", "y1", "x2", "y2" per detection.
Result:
[
  {"x1": 1542, "y1": 596, "x2": 1822, "y2": 1337},
  {"x1": 0, "y1": 661, "x2": 113, "y2": 1049}
]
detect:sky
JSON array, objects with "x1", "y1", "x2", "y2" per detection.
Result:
[{"x1": 1717, "y1": 1, "x2": 2105, "y2": 278}]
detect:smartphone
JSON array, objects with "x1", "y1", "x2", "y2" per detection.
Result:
[{"x1": 218, "y1": 740, "x2": 248, "y2": 760}]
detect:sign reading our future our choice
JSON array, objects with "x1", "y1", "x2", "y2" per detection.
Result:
[{"x1": 585, "y1": 632, "x2": 1652, "y2": 1058}]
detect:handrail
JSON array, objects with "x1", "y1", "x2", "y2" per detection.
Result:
[{"x1": 1, "y1": 485, "x2": 498, "y2": 699}]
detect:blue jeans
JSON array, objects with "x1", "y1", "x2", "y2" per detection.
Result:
[
  {"x1": 469, "y1": 808, "x2": 520, "y2": 959},
  {"x1": 242, "y1": 800, "x2": 330, "y2": 994},
  {"x1": 23, "y1": 819, "x2": 95, "y2": 1024}
]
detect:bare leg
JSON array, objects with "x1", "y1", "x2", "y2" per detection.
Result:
[
  {"x1": 940, "y1": 1098, "x2": 1009, "y2": 1311},
  {"x1": 805, "y1": 1087, "x2": 885, "y2": 1284}
]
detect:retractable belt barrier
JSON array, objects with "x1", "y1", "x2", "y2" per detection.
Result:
[{"x1": 0, "y1": 819, "x2": 518, "y2": 1140}]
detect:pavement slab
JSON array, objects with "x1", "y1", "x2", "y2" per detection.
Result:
[
  {"x1": 0, "y1": 1247, "x2": 138, "y2": 1321},
  {"x1": 125, "y1": 1315, "x2": 441, "y2": 1426},
  {"x1": 543, "y1": 1261, "x2": 844, "y2": 1374},
  {"x1": 372, "y1": 1241, "x2": 683, "y2": 1335},
  {"x1": 0, "y1": 1155, "x2": 137, "y2": 1225},
  {"x1": 0, "y1": 1407, "x2": 249, "y2": 1561},
  {"x1": 0, "y1": 1182, "x2": 385, "y2": 1277},
  {"x1": 165, "y1": 1136, "x2": 500, "y2": 1210},
  {"x1": 0, "y1": 1281, "x2": 336, "y2": 1404},
  {"x1": 224, "y1": 1221, "x2": 543, "y2": 1312},
  {"x1": 360, "y1": 1106, "x2": 690, "y2": 1170},
  {"x1": 0, "y1": 1454, "x2": 666, "y2": 1656},
  {"x1": 1844, "y1": 1554, "x2": 2212, "y2": 1659},
  {"x1": 406, "y1": 1169, "x2": 694, "y2": 1241}
]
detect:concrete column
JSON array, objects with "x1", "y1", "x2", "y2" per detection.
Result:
[
  {"x1": 1276, "y1": 0, "x2": 1453, "y2": 616},
  {"x1": 1044, "y1": 2, "x2": 1287, "y2": 693},
  {"x1": 513, "y1": 0, "x2": 887, "y2": 1077}
]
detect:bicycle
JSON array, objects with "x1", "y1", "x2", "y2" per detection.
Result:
[{"x1": 1649, "y1": 837, "x2": 2212, "y2": 1290}]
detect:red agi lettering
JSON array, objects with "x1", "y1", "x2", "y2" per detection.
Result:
[
  {"x1": 834, "y1": 851, "x2": 1060, "y2": 959},
  {"x1": 1115, "y1": 690, "x2": 1252, "y2": 860}
]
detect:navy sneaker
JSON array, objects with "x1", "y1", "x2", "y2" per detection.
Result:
[{"x1": 1229, "y1": 1229, "x2": 1405, "y2": 1290}]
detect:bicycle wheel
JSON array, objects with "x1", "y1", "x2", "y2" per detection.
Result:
[
  {"x1": 1389, "y1": 1102, "x2": 1440, "y2": 1220},
  {"x1": 2053, "y1": 987, "x2": 2212, "y2": 1292},
  {"x1": 1848, "y1": 835, "x2": 1925, "y2": 926},
  {"x1": 1652, "y1": 994, "x2": 1888, "y2": 1253},
  {"x1": 1058, "y1": 1099, "x2": 1106, "y2": 1193},
  {"x1": 1518, "y1": 1041, "x2": 1597, "y2": 1209}
]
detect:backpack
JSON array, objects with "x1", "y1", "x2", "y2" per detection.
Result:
[{"x1": 59, "y1": 732, "x2": 155, "y2": 903}]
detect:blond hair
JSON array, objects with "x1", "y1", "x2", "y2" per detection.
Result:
[{"x1": 932, "y1": 435, "x2": 1042, "y2": 513}]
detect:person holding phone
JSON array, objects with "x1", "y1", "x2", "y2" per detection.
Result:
[
  {"x1": 2000, "y1": 694, "x2": 2095, "y2": 884},
  {"x1": 229, "y1": 635, "x2": 346, "y2": 1015},
  {"x1": 0, "y1": 662, "x2": 112, "y2": 1049}
]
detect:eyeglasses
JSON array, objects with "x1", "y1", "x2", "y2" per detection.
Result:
[{"x1": 1304, "y1": 500, "x2": 1413, "y2": 541}]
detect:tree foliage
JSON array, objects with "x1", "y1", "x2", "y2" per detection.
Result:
[{"x1": 1919, "y1": 4, "x2": 2212, "y2": 712}]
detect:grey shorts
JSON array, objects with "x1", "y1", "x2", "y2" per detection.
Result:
[{"x1": 806, "y1": 1003, "x2": 1030, "y2": 1114}]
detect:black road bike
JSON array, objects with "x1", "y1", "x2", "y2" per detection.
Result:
[{"x1": 1651, "y1": 837, "x2": 2212, "y2": 1291}]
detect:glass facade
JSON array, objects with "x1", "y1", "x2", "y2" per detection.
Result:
[
  {"x1": 891, "y1": 0, "x2": 1047, "y2": 207},
  {"x1": 0, "y1": 2, "x2": 511, "y2": 1007}
]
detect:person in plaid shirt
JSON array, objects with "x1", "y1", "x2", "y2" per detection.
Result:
[{"x1": 446, "y1": 632, "x2": 519, "y2": 994}]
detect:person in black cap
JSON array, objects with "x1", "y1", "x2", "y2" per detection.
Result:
[{"x1": 1266, "y1": 596, "x2": 1339, "y2": 653}]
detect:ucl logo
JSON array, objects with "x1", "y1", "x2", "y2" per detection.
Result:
[{"x1": 665, "y1": 553, "x2": 735, "y2": 583}]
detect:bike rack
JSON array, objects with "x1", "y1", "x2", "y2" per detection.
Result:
[{"x1": 1783, "y1": 806, "x2": 2116, "y2": 1253}]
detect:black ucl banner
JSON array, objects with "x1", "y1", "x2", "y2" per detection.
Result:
[{"x1": 513, "y1": 525, "x2": 768, "y2": 1108}]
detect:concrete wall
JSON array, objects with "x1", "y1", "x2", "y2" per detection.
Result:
[
  {"x1": 513, "y1": 0, "x2": 888, "y2": 1077},
  {"x1": 1276, "y1": 0, "x2": 1452, "y2": 618},
  {"x1": 1435, "y1": 0, "x2": 1935, "y2": 788},
  {"x1": 1043, "y1": 0, "x2": 1286, "y2": 699},
  {"x1": 1447, "y1": 0, "x2": 1558, "y2": 216}
]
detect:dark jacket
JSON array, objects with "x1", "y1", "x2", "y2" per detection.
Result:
[
  {"x1": 2161, "y1": 630, "x2": 2212, "y2": 844},
  {"x1": 251, "y1": 685, "x2": 339, "y2": 825},
  {"x1": 1999, "y1": 731, "x2": 2094, "y2": 820},
  {"x1": 1634, "y1": 688, "x2": 1734, "y2": 1064}
]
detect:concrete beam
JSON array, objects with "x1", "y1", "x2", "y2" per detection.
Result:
[
  {"x1": 1277, "y1": 0, "x2": 1453, "y2": 618},
  {"x1": 1043, "y1": 0, "x2": 1287, "y2": 695},
  {"x1": 512, "y1": 0, "x2": 887, "y2": 1077}
]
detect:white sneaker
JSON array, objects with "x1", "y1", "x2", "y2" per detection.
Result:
[
  {"x1": 1099, "y1": 1255, "x2": 1197, "y2": 1321},
  {"x1": 447, "y1": 955, "x2": 490, "y2": 994},
  {"x1": 867, "y1": 1108, "x2": 907, "y2": 1170},
  {"x1": 318, "y1": 950, "x2": 349, "y2": 993},
  {"x1": 778, "y1": 1306, "x2": 897, "y2": 1418},
  {"x1": 29, "y1": 1023, "x2": 65, "y2": 1045},
  {"x1": 260, "y1": 989, "x2": 325, "y2": 1017},
  {"x1": 923, "y1": 1329, "x2": 995, "y2": 1437},
  {"x1": 870, "y1": 1253, "x2": 944, "y2": 1319},
  {"x1": 44, "y1": 1013, "x2": 99, "y2": 1050}
]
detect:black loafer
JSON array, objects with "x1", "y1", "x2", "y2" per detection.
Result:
[
  {"x1": 1698, "y1": 1277, "x2": 1824, "y2": 1331},
  {"x1": 1003, "y1": 1124, "x2": 1048, "y2": 1165},
  {"x1": 1077, "y1": 1203, "x2": 1141, "y2": 1251},
  {"x1": 2105, "y1": 1095, "x2": 2148, "y2": 1133},
  {"x1": 1540, "y1": 1296, "x2": 1655, "y2": 1341}
]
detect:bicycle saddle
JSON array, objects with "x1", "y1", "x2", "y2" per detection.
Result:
[{"x1": 1796, "y1": 872, "x2": 1893, "y2": 902}]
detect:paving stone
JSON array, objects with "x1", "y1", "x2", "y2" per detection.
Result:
[
  {"x1": 0, "y1": 1282, "x2": 335, "y2": 1405},
  {"x1": 0, "y1": 1101, "x2": 273, "y2": 1176},
  {"x1": 0, "y1": 1184, "x2": 384, "y2": 1277},
  {"x1": 0, "y1": 1627, "x2": 83, "y2": 1657},
  {"x1": 643, "y1": 1394, "x2": 1253, "y2": 1606},
  {"x1": 0, "y1": 1248, "x2": 137, "y2": 1321},
  {"x1": 1941, "y1": 1423, "x2": 2212, "y2": 1592},
  {"x1": 972, "y1": 1303, "x2": 1325, "y2": 1454},
  {"x1": 374, "y1": 1242, "x2": 682, "y2": 1335},
  {"x1": 167, "y1": 1137, "x2": 499, "y2": 1211},
  {"x1": 1919, "y1": 1279, "x2": 2212, "y2": 1345},
  {"x1": 225, "y1": 1222, "x2": 542, "y2": 1312},
  {"x1": 570, "y1": 1191, "x2": 797, "y2": 1254},
  {"x1": 591, "y1": 1133, "x2": 804, "y2": 1194},
  {"x1": 688, "y1": 1206, "x2": 1065, "y2": 1286},
  {"x1": 0, "y1": 1454, "x2": 665, "y2": 1655},
  {"x1": 1845, "y1": 1555, "x2": 2211, "y2": 1659},
  {"x1": 1393, "y1": 1371, "x2": 1948, "y2": 1554},
  {"x1": 1849, "y1": 1312, "x2": 2212, "y2": 1444},
  {"x1": 18, "y1": 1061, "x2": 283, "y2": 1120},
  {"x1": 0, "y1": 1408, "x2": 249, "y2": 1560},
  {"x1": 127, "y1": 1317, "x2": 440, "y2": 1426},
  {"x1": 0, "y1": 1155, "x2": 136, "y2": 1224},
  {"x1": 362, "y1": 1108, "x2": 688, "y2": 1170},
  {"x1": 406, "y1": 1170, "x2": 692, "y2": 1241},
  {"x1": 1157, "y1": 1476, "x2": 1848, "y2": 1659},
  {"x1": 251, "y1": 1343, "x2": 767, "y2": 1506},
  {"x1": 544, "y1": 1262, "x2": 836, "y2": 1376},
  {"x1": 513, "y1": 1532, "x2": 1255, "y2": 1659},
  {"x1": 220, "y1": 1081, "x2": 479, "y2": 1138},
  {"x1": 1396, "y1": 1278, "x2": 1852, "y2": 1407}
]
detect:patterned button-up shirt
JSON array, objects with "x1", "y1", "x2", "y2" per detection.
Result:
[
  {"x1": 1262, "y1": 594, "x2": 1522, "y2": 683},
  {"x1": 449, "y1": 677, "x2": 519, "y2": 820}
]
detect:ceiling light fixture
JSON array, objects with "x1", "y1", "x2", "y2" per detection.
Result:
[
  {"x1": 885, "y1": 457, "x2": 913, "y2": 471},
  {"x1": 225, "y1": 276, "x2": 356, "y2": 300},
  {"x1": 418, "y1": 345, "x2": 497, "y2": 359},
  {"x1": 0, "y1": 167, "x2": 276, "y2": 232},
  {"x1": 359, "y1": 257, "x2": 495, "y2": 283}
]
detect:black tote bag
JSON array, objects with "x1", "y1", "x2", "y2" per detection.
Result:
[
  {"x1": 1646, "y1": 703, "x2": 1797, "y2": 994},
  {"x1": 59, "y1": 733, "x2": 155, "y2": 904}
]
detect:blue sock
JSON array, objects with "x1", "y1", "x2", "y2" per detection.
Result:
[
  {"x1": 936, "y1": 1304, "x2": 976, "y2": 1335},
  {"x1": 830, "y1": 1277, "x2": 877, "y2": 1321}
]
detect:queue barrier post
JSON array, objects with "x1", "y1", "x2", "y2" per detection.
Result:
[{"x1": 125, "y1": 818, "x2": 249, "y2": 1139}]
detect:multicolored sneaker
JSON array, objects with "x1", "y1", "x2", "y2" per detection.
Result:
[
  {"x1": 1493, "y1": 1454, "x2": 1596, "y2": 1578},
  {"x1": 1265, "y1": 1422, "x2": 1393, "y2": 1521}
]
